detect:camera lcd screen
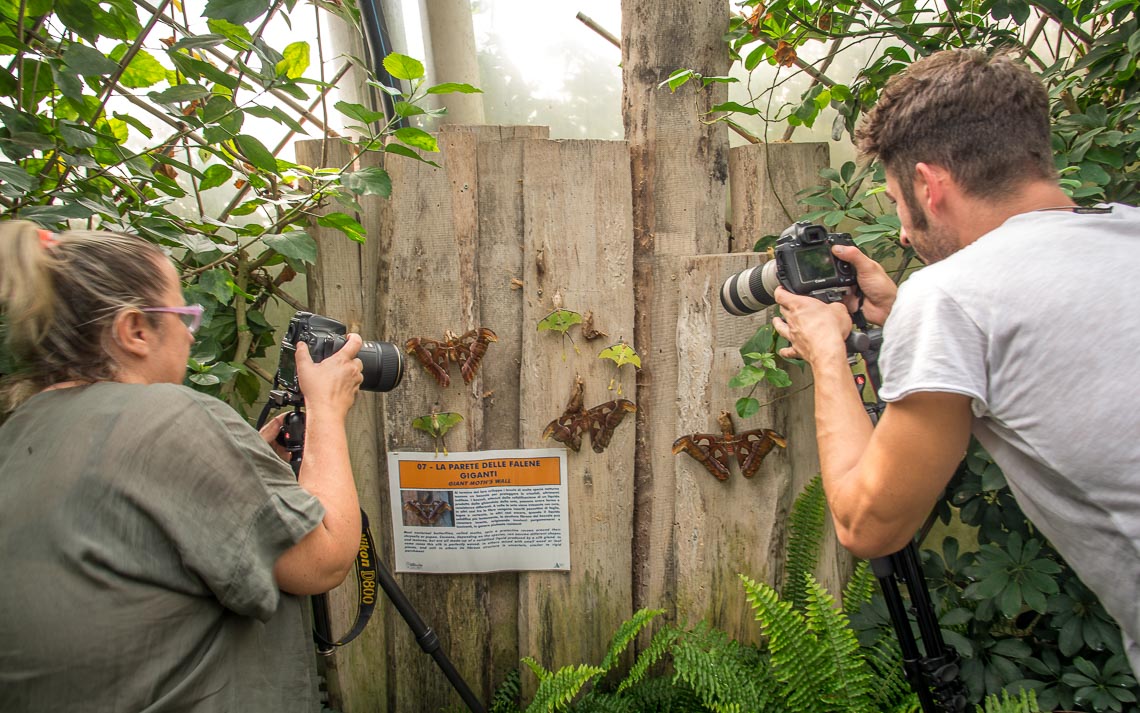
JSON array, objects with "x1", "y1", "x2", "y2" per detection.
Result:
[
  {"x1": 277, "y1": 344, "x2": 298, "y2": 389},
  {"x1": 795, "y1": 245, "x2": 838, "y2": 282}
]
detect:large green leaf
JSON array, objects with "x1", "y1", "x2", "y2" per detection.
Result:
[
  {"x1": 198, "y1": 164, "x2": 233, "y2": 191},
  {"x1": 316, "y1": 212, "x2": 365, "y2": 243},
  {"x1": 426, "y1": 82, "x2": 482, "y2": 95},
  {"x1": 203, "y1": 0, "x2": 271, "y2": 26},
  {"x1": 110, "y1": 46, "x2": 166, "y2": 88},
  {"x1": 334, "y1": 100, "x2": 385, "y2": 125},
  {"x1": 276, "y1": 41, "x2": 310, "y2": 79},
  {"x1": 62, "y1": 42, "x2": 119, "y2": 76},
  {"x1": 393, "y1": 126, "x2": 438, "y2": 152},
  {"x1": 263, "y1": 230, "x2": 317, "y2": 263},
  {"x1": 382, "y1": 53, "x2": 424, "y2": 80},
  {"x1": 149, "y1": 84, "x2": 211, "y2": 105},
  {"x1": 234, "y1": 134, "x2": 278, "y2": 173},
  {"x1": 341, "y1": 167, "x2": 391, "y2": 197},
  {"x1": 55, "y1": 0, "x2": 101, "y2": 43}
]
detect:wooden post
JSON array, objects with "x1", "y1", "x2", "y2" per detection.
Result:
[
  {"x1": 621, "y1": 0, "x2": 732, "y2": 625},
  {"x1": 381, "y1": 125, "x2": 546, "y2": 712},
  {"x1": 729, "y1": 142, "x2": 831, "y2": 251},
  {"x1": 295, "y1": 138, "x2": 392, "y2": 712},
  {"x1": 517, "y1": 139, "x2": 636, "y2": 678}
]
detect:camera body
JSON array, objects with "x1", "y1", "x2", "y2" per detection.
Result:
[
  {"x1": 276, "y1": 311, "x2": 404, "y2": 397},
  {"x1": 721, "y1": 222, "x2": 858, "y2": 316}
]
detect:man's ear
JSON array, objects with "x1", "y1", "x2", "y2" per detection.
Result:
[
  {"x1": 110, "y1": 309, "x2": 154, "y2": 360},
  {"x1": 914, "y1": 162, "x2": 951, "y2": 216}
]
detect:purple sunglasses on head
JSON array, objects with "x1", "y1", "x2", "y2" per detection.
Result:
[{"x1": 140, "y1": 304, "x2": 205, "y2": 335}]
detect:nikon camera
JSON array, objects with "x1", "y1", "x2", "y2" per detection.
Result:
[
  {"x1": 276, "y1": 311, "x2": 405, "y2": 396},
  {"x1": 720, "y1": 221, "x2": 858, "y2": 316}
]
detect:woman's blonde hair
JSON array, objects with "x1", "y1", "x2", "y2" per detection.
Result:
[{"x1": 0, "y1": 220, "x2": 171, "y2": 411}]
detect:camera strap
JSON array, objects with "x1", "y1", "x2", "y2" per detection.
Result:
[{"x1": 313, "y1": 509, "x2": 379, "y2": 650}]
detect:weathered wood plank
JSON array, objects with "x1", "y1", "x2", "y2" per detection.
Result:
[
  {"x1": 518, "y1": 139, "x2": 635, "y2": 675},
  {"x1": 728, "y1": 142, "x2": 831, "y2": 252},
  {"x1": 380, "y1": 126, "x2": 543, "y2": 711},
  {"x1": 622, "y1": 0, "x2": 732, "y2": 627},
  {"x1": 296, "y1": 138, "x2": 391, "y2": 712}
]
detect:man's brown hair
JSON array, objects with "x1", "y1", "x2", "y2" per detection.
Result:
[{"x1": 855, "y1": 48, "x2": 1055, "y2": 220}]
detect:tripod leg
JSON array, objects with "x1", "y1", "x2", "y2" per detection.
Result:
[{"x1": 872, "y1": 556, "x2": 940, "y2": 713}]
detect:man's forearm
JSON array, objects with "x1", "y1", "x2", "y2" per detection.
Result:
[{"x1": 810, "y1": 353, "x2": 876, "y2": 537}]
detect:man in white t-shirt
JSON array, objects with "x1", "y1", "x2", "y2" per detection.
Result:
[{"x1": 771, "y1": 48, "x2": 1140, "y2": 674}]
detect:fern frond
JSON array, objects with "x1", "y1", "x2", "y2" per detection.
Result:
[
  {"x1": 671, "y1": 622, "x2": 773, "y2": 713},
  {"x1": 782, "y1": 475, "x2": 827, "y2": 611},
  {"x1": 523, "y1": 656, "x2": 551, "y2": 681},
  {"x1": 616, "y1": 622, "x2": 680, "y2": 694},
  {"x1": 489, "y1": 668, "x2": 522, "y2": 713},
  {"x1": 524, "y1": 664, "x2": 605, "y2": 713},
  {"x1": 598, "y1": 608, "x2": 665, "y2": 674},
  {"x1": 842, "y1": 560, "x2": 877, "y2": 614},
  {"x1": 741, "y1": 573, "x2": 829, "y2": 713},
  {"x1": 862, "y1": 636, "x2": 914, "y2": 712},
  {"x1": 802, "y1": 573, "x2": 877, "y2": 713},
  {"x1": 977, "y1": 687, "x2": 1038, "y2": 713}
]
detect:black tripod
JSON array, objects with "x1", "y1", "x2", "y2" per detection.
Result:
[
  {"x1": 847, "y1": 317, "x2": 969, "y2": 713},
  {"x1": 260, "y1": 390, "x2": 486, "y2": 713}
]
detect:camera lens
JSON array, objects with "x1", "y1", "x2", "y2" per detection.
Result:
[
  {"x1": 358, "y1": 340, "x2": 405, "y2": 392},
  {"x1": 720, "y1": 261, "x2": 781, "y2": 316}
]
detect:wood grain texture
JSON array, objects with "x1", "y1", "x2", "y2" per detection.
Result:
[
  {"x1": 517, "y1": 139, "x2": 635, "y2": 677},
  {"x1": 728, "y1": 142, "x2": 830, "y2": 252},
  {"x1": 295, "y1": 138, "x2": 391, "y2": 712}
]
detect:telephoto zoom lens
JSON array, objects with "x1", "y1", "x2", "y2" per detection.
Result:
[
  {"x1": 357, "y1": 340, "x2": 405, "y2": 392},
  {"x1": 720, "y1": 261, "x2": 781, "y2": 316}
]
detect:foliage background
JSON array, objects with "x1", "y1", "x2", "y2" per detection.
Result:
[{"x1": 0, "y1": 0, "x2": 474, "y2": 416}]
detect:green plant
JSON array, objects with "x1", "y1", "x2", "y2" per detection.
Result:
[
  {"x1": 0, "y1": 1, "x2": 477, "y2": 414},
  {"x1": 495, "y1": 477, "x2": 919, "y2": 713},
  {"x1": 977, "y1": 687, "x2": 1040, "y2": 713}
]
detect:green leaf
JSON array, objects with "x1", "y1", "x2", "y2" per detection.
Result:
[
  {"x1": 394, "y1": 126, "x2": 438, "y2": 152},
  {"x1": 205, "y1": 19, "x2": 253, "y2": 47},
  {"x1": 333, "y1": 100, "x2": 385, "y2": 125},
  {"x1": 198, "y1": 164, "x2": 233, "y2": 191},
  {"x1": 385, "y1": 143, "x2": 440, "y2": 167},
  {"x1": 197, "y1": 268, "x2": 233, "y2": 303},
  {"x1": 149, "y1": 84, "x2": 212, "y2": 105},
  {"x1": 736, "y1": 397, "x2": 760, "y2": 419},
  {"x1": 55, "y1": 0, "x2": 101, "y2": 43},
  {"x1": 169, "y1": 34, "x2": 228, "y2": 52},
  {"x1": 234, "y1": 134, "x2": 278, "y2": 173},
  {"x1": 341, "y1": 167, "x2": 392, "y2": 197},
  {"x1": 189, "y1": 373, "x2": 221, "y2": 386},
  {"x1": 0, "y1": 163, "x2": 38, "y2": 192},
  {"x1": 537, "y1": 309, "x2": 582, "y2": 334},
  {"x1": 276, "y1": 41, "x2": 310, "y2": 79},
  {"x1": 382, "y1": 53, "x2": 425, "y2": 80},
  {"x1": 729, "y1": 364, "x2": 766, "y2": 389},
  {"x1": 711, "y1": 101, "x2": 761, "y2": 116},
  {"x1": 316, "y1": 212, "x2": 366, "y2": 243},
  {"x1": 659, "y1": 68, "x2": 694, "y2": 91},
  {"x1": 263, "y1": 230, "x2": 318, "y2": 263},
  {"x1": 426, "y1": 82, "x2": 482, "y2": 95},
  {"x1": 203, "y1": 0, "x2": 271, "y2": 25},
  {"x1": 766, "y1": 368, "x2": 792, "y2": 388},
  {"x1": 62, "y1": 42, "x2": 119, "y2": 76},
  {"x1": 110, "y1": 46, "x2": 166, "y2": 88}
]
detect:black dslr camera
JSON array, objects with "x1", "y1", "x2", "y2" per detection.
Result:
[
  {"x1": 721, "y1": 222, "x2": 858, "y2": 316},
  {"x1": 275, "y1": 311, "x2": 405, "y2": 398}
]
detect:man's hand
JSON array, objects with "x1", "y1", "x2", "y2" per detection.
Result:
[
  {"x1": 772, "y1": 288, "x2": 852, "y2": 364},
  {"x1": 833, "y1": 244, "x2": 897, "y2": 326},
  {"x1": 295, "y1": 335, "x2": 363, "y2": 418}
]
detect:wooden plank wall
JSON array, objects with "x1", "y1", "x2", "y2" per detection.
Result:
[
  {"x1": 299, "y1": 133, "x2": 843, "y2": 711},
  {"x1": 517, "y1": 139, "x2": 635, "y2": 675}
]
